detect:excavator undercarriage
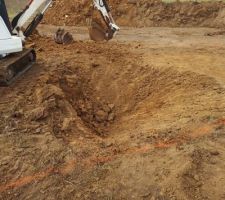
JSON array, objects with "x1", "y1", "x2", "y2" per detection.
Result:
[{"x1": 0, "y1": 49, "x2": 36, "y2": 86}]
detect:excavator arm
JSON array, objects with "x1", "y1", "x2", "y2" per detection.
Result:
[{"x1": 12, "y1": 0, "x2": 52, "y2": 40}]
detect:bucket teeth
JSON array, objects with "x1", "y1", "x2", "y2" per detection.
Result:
[{"x1": 0, "y1": 49, "x2": 36, "y2": 86}]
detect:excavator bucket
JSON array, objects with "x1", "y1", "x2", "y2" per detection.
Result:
[
  {"x1": 0, "y1": 49, "x2": 36, "y2": 86},
  {"x1": 88, "y1": 4, "x2": 114, "y2": 42},
  {"x1": 54, "y1": 28, "x2": 74, "y2": 45},
  {"x1": 89, "y1": 21, "x2": 107, "y2": 42},
  {"x1": 88, "y1": 8, "x2": 106, "y2": 41}
]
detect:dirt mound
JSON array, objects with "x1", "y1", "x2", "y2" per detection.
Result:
[{"x1": 44, "y1": 0, "x2": 225, "y2": 28}]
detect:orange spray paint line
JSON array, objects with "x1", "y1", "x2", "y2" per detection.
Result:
[
  {"x1": 0, "y1": 167, "x2": 54, "y2": 193},
  {"x1": 1, "y1": 118, "x2": 224, "y2": 193}
]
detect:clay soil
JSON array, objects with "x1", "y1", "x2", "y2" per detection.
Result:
[{"x1": 1, "y1": 1, "x2": 225, "y2": 199}]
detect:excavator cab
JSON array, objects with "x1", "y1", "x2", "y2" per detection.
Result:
[
  {"x1": 0, "y1": 0, "x2": 23, "y2": 56},
  {"x1": 0, "y1": 0, "x2": 12, "y2": 33}
]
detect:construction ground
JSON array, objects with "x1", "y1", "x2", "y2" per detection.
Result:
[{"x1": 1, "y1": 0, "x2": 225, "y2": 199}]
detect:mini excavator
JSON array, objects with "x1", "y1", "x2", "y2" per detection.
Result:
[{"x1": 0, "y1": 0, "x2": 119, "y2": 86}]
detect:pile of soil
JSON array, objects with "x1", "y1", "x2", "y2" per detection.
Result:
[{"x1": 44, "y1": 0, "x2": 225, "y2": 28}]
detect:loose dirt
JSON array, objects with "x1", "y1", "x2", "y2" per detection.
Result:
[
  {"x1": 43, "y1": 0, "x2": 225, "y2": 28},
  {"x1": 0, "y1": 25, "x2": 225, "y2": 199}
]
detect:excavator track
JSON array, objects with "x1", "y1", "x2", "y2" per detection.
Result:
[{"x1": 0, "y1": 48, "x2": 36, "y2": 86}]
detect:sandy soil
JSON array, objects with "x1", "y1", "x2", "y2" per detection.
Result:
[{"x1": 0, "y1": 26, "x2": 225, "y2": 200}]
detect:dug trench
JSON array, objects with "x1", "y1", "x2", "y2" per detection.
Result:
[
  {"x1": 31, "y1": 37, "x2": 225, "y2": 138},
  {"x1": 0, "y1": 37, "x2": 225, "y2": 199}
]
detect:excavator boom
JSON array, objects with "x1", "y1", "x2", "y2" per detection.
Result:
[{"x1": 12, "y1": 0, "x2": 52, "y2": 39}]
